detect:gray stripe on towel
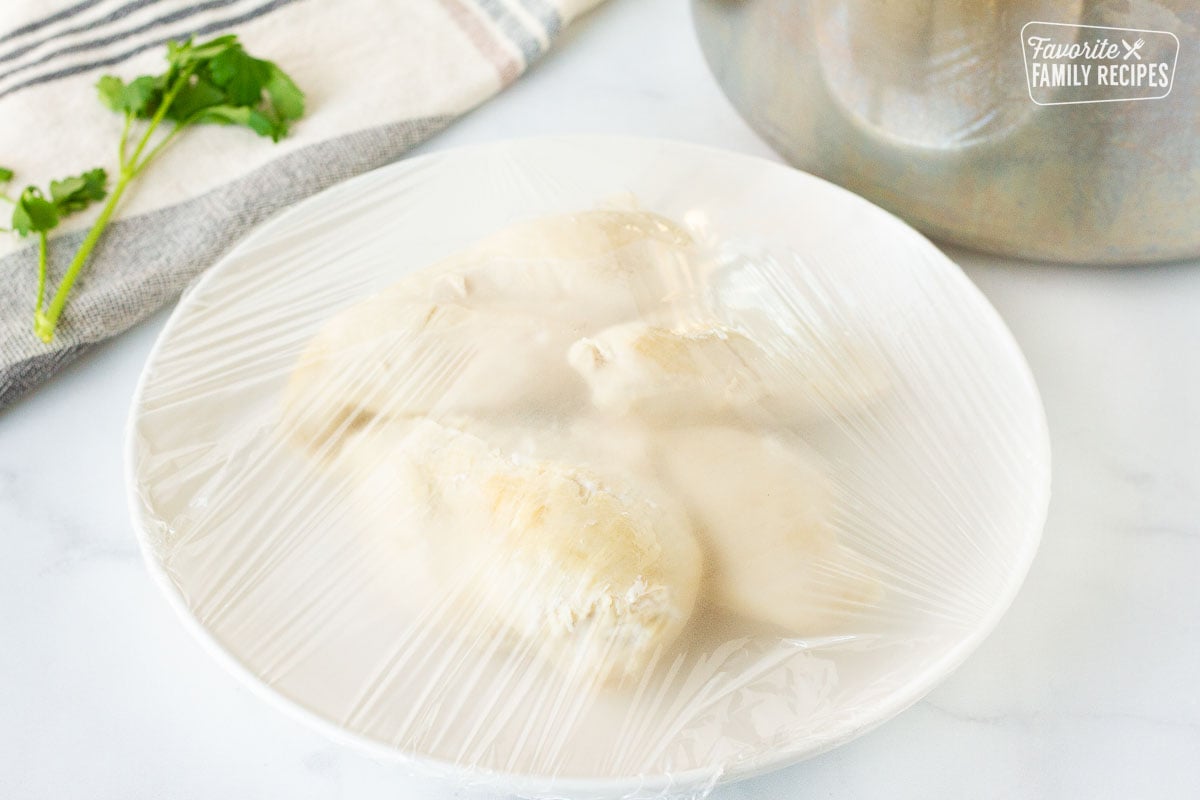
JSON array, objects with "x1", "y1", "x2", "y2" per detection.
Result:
[
  {"x1": 517, "y1": 0, "x2": 562, "y2": 39},
  {"x1": 473, "y1": 0, "x2": 544, "y2": 66},
  {"x1": 0, "y1": 0, "x2": 170, "y2": 67},
  {"x1": 0, "y1": 0, "x2": 302, "y2": 100},
  {"x1": 0, "y1": 114, "x2": 452, "y2": 411},
  {"x1": 0, "y1": 0, "x2": 108, "y2": 46}
]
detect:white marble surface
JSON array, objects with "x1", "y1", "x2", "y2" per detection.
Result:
[{"x1": 2, "y1": 0, "x2": 1199, "y2": 797}]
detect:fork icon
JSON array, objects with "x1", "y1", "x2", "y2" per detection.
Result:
[{"x1": 1122, "y1": 38, "x2": 1146, "y2": 60}]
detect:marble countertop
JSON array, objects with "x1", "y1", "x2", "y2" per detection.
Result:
[{"x1": 2, "y1": 0, "x2": 1198, "y2": 797}]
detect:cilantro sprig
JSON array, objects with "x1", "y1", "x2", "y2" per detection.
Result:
[
  {"x1": 0, "y1": 168, "x2": 109, "y2": 322},
  {"x1": 4, "y1": 34, "x2": 303, "y2": 343}
]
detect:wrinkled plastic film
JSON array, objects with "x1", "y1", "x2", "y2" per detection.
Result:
[{"x1": 129, "y1": 139, "x2": 1049, "y2": 799}]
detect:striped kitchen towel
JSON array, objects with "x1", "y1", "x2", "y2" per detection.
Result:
[{"x1": 0, "y1": 0, "x2": 602, "y2": 410}]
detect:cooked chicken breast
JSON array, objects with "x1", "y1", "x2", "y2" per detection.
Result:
[
  {"x1": 282, "y1": 209, "x2": 699, "y2": 455},
  {"x1": 283, "y1": 205, "x2": 886, "y2": 684},
  {"x1": 338, "y1": 418, "x2": 703, "y2": 684},
  {"x1": 282, "y1": 301, "x2": 580, "y2": 457},
  {"x1": 654, "y1": 426, "x2": 880, "y2": 633},
  {"x1": 568, "y1": 321, "x2": 769, "y2": 424},
  {"x1": 569, "y1": 317, "x2": 885, "y2": 428}
]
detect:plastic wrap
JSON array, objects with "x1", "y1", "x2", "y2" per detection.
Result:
[{"x1": 126, "y1": 137, "x2": 1050, "y2": 799}]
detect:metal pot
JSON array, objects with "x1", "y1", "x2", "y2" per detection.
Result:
[{"x1": 693, "y1": 0, "x2": 1199, "y2": 264}]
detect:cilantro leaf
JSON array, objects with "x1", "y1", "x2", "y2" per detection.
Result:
[
  {"x1": 124, "y1": 75, "x2": 160, "y2": 115},
  {"x1": 11, "y1": 187, "x2": 59, "y2": 236},
  {"x1": 9, "y1": 169, "x2": 108, "y2": 236},
  {"x1": 193, "y1": 105, "x2": 278, "y2": 139},
  {"x1": 167, "y1": 35, "x2": 239, "y2": 67},
  {"x1": 264, "y1": 64, "x2": 304, "y2": 127},
  {"x1": 49, "y1": 168, "x2": 108, "y2": 214},
  {"x1": 0, "y1": 166, "x2": 13, "y2": 183},
  {"x1": 150, "y1": 36, "x2": 304, "y2": 139},
  {"x1": 209, "y1": 46, "x2": 272, "y2": 106},
  {"x1": 97, "y1": 74, "x2": 160, "y2": 116},
  {"x1": 48, "y1": 176, "x2": 86, "y2": 203},
  {"x1": 96, "y1": 75, "x2": 125, "y2": 110},
  {"x1": 166, "y1": 76, "x2": 227, "y2": 121}
]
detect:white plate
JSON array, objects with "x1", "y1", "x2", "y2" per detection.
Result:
[{"x1": 126, "y1": 136, "x2": 1050, "y2": 799}]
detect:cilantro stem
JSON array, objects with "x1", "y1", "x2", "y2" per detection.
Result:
[
  {"x1": 118, "y1": 112, "x2": 133, "y2": 170},
  {"x1": 35, "y1": 231, "x2": 48, "y2": 315},
  {"x1": 134, "y1": 122, "x2": 187, "y2": 176},
  {"x1": 127, "y1": 66, "x2": 194, "y2": 169},
  {"x1": 33, "y1": 65, "x2": 195, "y2": 342},
  {"x1": 34, "y1": 173, "x2": 129, "y2": 342}
]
